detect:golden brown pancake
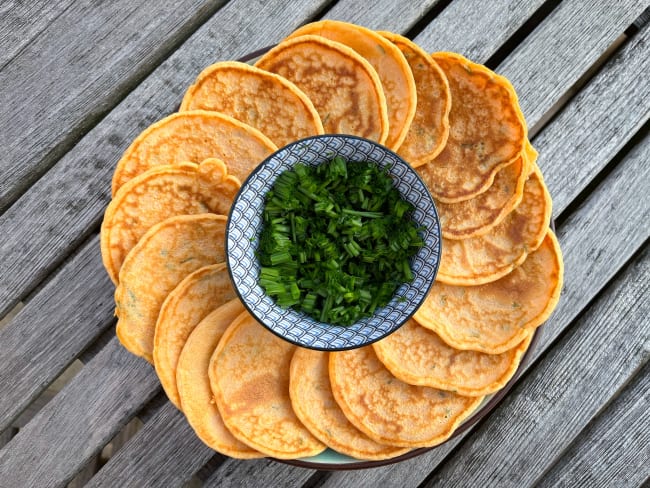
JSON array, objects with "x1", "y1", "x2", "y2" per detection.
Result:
[
  {"x1": 111, "y1": 110, "x2": 276, "y2": 194},
  {"x1": 437, "y1": 139, "x2": 536, "y2": 240},
  {"x1": 373, "y1": 319, "x2": 533, "y2": 396},
  {"x1": 180, "y1": 61, "x2": 324, "y2": 148},
  {"x1": 154, "y1": 263, "x2": 236, "y2": 409},
  {"x1": 290, "y1": 349, "x2": 410, "y2": 460},
  {"x1": 329, "y1": 346, "x2": 484, "y2": 448},
  {"x1": 437, "y1": 163, "x2": 551, "y2": 285},
  {"x1": 415, "y1": 230, "x2": 564, "y2": 354},
  {"x1": 419, "y1": 52, "x2": 526, "y2": 203},
  {"x1": 378, "y1": 31, "x2": 450, "y2": 165},
  {"x1": 176, "y1": 299, "x2": 261, "y2": 458},
  {"x1": 101, "y1": 159, "x2": 239, "y2": 284},
  {"x1": 255, "y1": 34, "x2": 389, "y2": 143},
  {"x1": 114, "y1": 214, "x2": 226, "y2": 362},
  {"x1": 210, "y1": 312, "x2": 326, "y2": 459},
  {"x1": 288, "y1": 21, "x2": 416, "y2": 150}
]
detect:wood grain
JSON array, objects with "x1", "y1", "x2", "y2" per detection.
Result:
[
  {"x1": 323, "y1": 0, "x2": 441, "y2": 31},
  {"x1": 87, "y1": 403, "x2": 214, "y2": 488},
  {"x1": 414, "y1": 0, "x2": 547, "y2": 62},
  {"x1": 314, "y1": 122, "x2": 650, "y2": 488},
  {"x1": 0, "y1": 0, "x2": 229, "y2": 211},
  {"x1": 205, "y1": 459, "x2": 316, "y2": 488},
  {"x1": 422, "y1": 247, "x2": 650, "y2": 487},
  {"x1": 537, "y1": 360, "x2": 650, "y2": 488},
  {"x1": 0, "y1": 236, "x2": 114, "y2": 433},
  {"x1": 496, "y1": 0, "x2": 648, "y2": 126},
  {"x1": 536, "y1": 24, "x2": 650, "y2": 217},
  {"x1": 0, "y1": 0, "x2": 329, "y2": 321},
  {"x1": 0, "y1": 0, "x2": 75, "y2": 69},
  {"x1": 0, "y1": 338, "x2": 159, "y2": 488}
]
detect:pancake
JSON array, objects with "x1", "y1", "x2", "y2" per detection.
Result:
[
  {"x1": 378, "y1": 31, "x2": 450, "y2": 165},
  {"x1": 329, "y1": 346, "x2": 483, "y2": 448},
  {"x1": 114, "y1": 214, "x2": 226, "y2": 362},
  {"x1": 176, "y1": 299, "x2": 261, "y2": 458},
  {"x1": 288, "y1": 20, "x2": 416, "y2": 150},
  {"x1": 415, "y1": 230, "x2": 564, "y2": 354},
  {"x1": 210, "y1": 311, "x2": 326, "y2": 459},
  {"x1": 255, "y1": 34, "x2": 389, "y2": 143},
  {"x1": 154, "y1": 263, "x2": 236, "y2": 409},
  {"x1": 418, "y1": 52, "x2": 526, "y2": 203},
  {"x1": 437, "y1": 139, "x2": 536, "y2": 240},
  {"x1": 373, "y1": 319, "x2": 533, "y2": 396},
  {"x1": 101, "y1": 159, "x2": 239, "y2": 284},
  {"x1": 437, "y1": 163, "x2": 551, "y2": 285},
  {"x1": 180, "y1": 61, "x2": 324, "y2": 148},
  {"x1": 289, "y1": 349, "x2": 410, "y2": 460},
  {"x1": 111, "y1": 110, "x2": 277, "y2": 194}
]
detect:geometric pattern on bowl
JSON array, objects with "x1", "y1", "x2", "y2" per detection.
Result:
[{"x1": 226, "y1": 134, "x2": 441, "y2": 350}]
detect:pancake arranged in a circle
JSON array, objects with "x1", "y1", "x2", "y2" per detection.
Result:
[
  {"x1": 378, "y1": 30, "x2": 450, "y2": 165},
  {"x1": 288, "y1": 20, "x2": 416, "y2": 150},
  {"x1": 176, "y1": 299, "x2": 261, "y2": 458},
  {"x1": 111, "y1": 110, "x2": 276, "y2": 194},
  {"x1": 180, "y1": 61, "x2": 324, "y2": 148},
  {"x1": 373, "y1": 319, "x2": 533, "y2": 396},
  {"x1": 255, "y1": 34, "x2": 389, "y2": 143},
  {"x1": 437, "y1": 163, "x2": 551, "y2": 285},
  {"x1": 210, "y1": 312, "x2": 326, "y2": 459},
  {"x1": 290, "y1": 349, "x2": 410, "y2": 460},
  {"x1": 329, "y1": 346, "x2": 483, "y2": 448},
  {"x1": 419, "y1": 52, "x2": 526, "y2": 203},
  {"x1": 415, "y1": 230, "x2": 564, "y2": 354},
  {"x1": 114, "y1": 214, "x2": 226, "y2": 362},
  {"x1": 437, "y1": 140, "x2": 536, "y2": 240},
  {"x1": 101, "y1": 159, "x2": 239, "y2": 284},
  {"x1": 154, "y1": 263, "x2": 236, "y2": 409}
]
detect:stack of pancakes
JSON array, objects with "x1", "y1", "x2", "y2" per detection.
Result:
[{"x1": 100, "y1": 20, "x2": 564, "y2": 461}]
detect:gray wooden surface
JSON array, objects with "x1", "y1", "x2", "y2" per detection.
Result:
[{"x1": 0, "y1": 1, "x2": 648, "y2": 487}]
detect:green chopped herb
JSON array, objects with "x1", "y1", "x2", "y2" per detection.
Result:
[{"x1": 256, "y1": 156, "x2": 424, "y2": 326}]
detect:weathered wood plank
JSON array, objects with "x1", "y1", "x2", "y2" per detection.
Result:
[
  {"x1": 315, "y1": 121, "x2": 650, "y2": 488},
  {"x1": 496, "y1": 0, "x2": 648, "y2": 127},
  {"x1": 323, "y1": 0, "x2": 441, "y2": 31},
  {"x1": 0, "y1": 236, "x2": 114, "y2": 433},
  {"x1": 0, "y1": 0, "x2": 76, "y2": 69},
  {"x1": 536, "y1": 24, "x2": 650, "y2": 217},
  {"x1": 0, "y1": 338, "x2": 159, "y2": 488},
  {"x1": 422, "y1": 250, "x2": 650, "y2": 487},
  {"x1": 87, "y1": 403, "x2": 213, "y2": 488},
  {"x1": 0, "y1": 0, "x2": 329, "y2": 320},
  {"x1": 205, "y1": 459, "x2": 316, "y2": 488},
  {"x1": 537, "y1": 361, "x2": 650, "y2": 488},
  {"x1": 414, "y1": 0, "x2": 547, "y2": 62},
  {"x1": 0, "y1": 0, "x2": 230, "y2": 212}
]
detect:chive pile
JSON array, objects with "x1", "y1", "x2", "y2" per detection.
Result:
[{"x1": 256, "y1": 156, "x2": 424, "y2": 326}]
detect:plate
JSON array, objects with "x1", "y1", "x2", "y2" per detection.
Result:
[{"x1": 234, "y1": 46, "x2": 547, "y2": 470}]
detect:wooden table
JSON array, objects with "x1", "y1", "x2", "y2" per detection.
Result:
[{"x1": 1, "y1": 1, "x2": 649, "y2": 486}]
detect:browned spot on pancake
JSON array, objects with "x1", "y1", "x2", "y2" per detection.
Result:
[
  {"x1": 420, "y1": 52, "x2": 526, "y2": 203},
  {"x1": 211, "y1": 312, "x2": 325, "y2": 459},
  {"x1": 114, "y1": 214, "x2": 227, "y2": 362},
  {"x1": 180, "y1": 61, "x2": 324, "y2": 147},
  {"x1": 373, "y1": 318, "x2": 533, "y2": 396},
  {"x1": 288, "y1": 21, "x2": 416, "y2": 149},
  {"x1": 415, "y1": 231, "x2": 563, "y2": 354},
  {"x1": 437, "y1": 163, "x2": 551, "y2": 285},
  {"x1": 329, "y1": 346, "x2": 483, "y2": 447},
  {"x1": 256, "y1": 35, "x2": 388, "y2": 143},
  {"x1": 112, "y1": 111, "x2": 276, "y2": 195}
]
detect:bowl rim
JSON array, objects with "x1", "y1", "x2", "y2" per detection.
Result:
[{"x1": 225, "y1": 134, "x2": 442, "y2": 352}]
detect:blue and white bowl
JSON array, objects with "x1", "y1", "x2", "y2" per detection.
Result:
[{"x1": 226, "y1": 134, "x2": 441, "y2": 350}]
